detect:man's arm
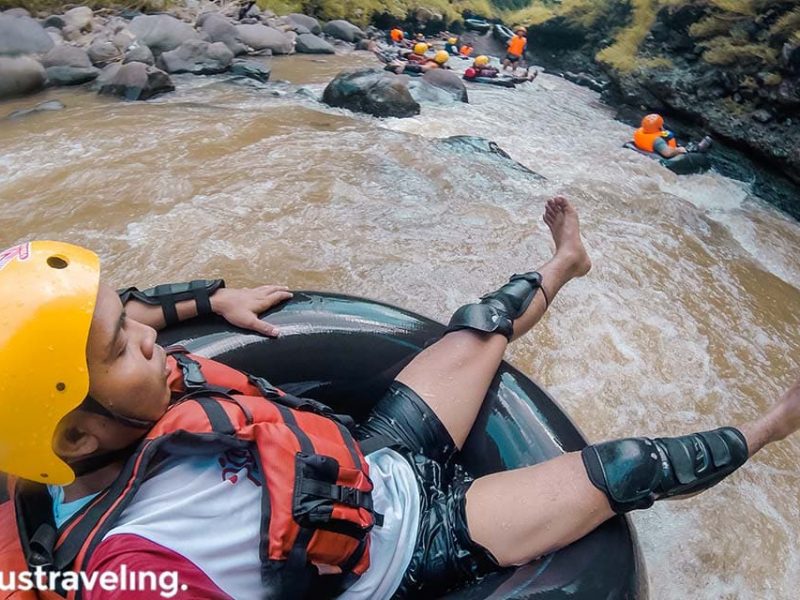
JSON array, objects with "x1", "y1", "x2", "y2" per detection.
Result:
[
  {"x1": 121, "y1": 282, "x2": 293, "y2": 337},
  {"x1": 653, "y1": 137, "x2": 687, "y2": 158}
]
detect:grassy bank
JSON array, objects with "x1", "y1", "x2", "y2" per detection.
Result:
[{"x1": 507, "y1": 0, "x2": 800, "y2": 74}]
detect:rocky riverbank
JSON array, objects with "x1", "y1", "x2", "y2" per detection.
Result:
[
  {"x1": 0, "y1": 2, "x2": 369, "y2": 101},
  {"x1": 523, "y1": 1, "x2": 800, "y2": 197}
]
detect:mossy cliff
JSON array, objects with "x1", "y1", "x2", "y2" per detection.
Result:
[{"x1": 520, "y1": 0, "x2": 799, "y2": 190}]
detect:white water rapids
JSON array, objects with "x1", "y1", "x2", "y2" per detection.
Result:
[{"x1": 1, "y1": 51, "x2": 798, "y2": 599}]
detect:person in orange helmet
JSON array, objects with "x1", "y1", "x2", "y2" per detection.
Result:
[
  {"x1": 389, "y1": 26, "x2": 405, "y2": 46},
  {"x1": 502, "y1": 26, "x2": 529, "y2": 74},
  {"x1": 632, "y1": 113, "x2": 686, "y2": 158}
]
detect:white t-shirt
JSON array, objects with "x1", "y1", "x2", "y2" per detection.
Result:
[{"x1": 58, "y1": 447, "x2": 420, "y2": 599}]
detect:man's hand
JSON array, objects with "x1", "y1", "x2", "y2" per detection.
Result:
[{"x1": 211, "y1": 286, "x2": 294, "y2": 337}]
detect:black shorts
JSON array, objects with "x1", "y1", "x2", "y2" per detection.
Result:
[
  {"x1": 356, "y1": 382, "x2": 498, "y2": 599},
  {"x1": 505, "y1": 52, "x2": 522, "y2": 64}
]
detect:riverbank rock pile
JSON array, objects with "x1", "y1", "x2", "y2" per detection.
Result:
[
  {"x1": 0, "y1": 3, "x2": 360, "y2": 101},
  {"x1": 525, "y1": 2, "x2": 800, "y2": 187}
]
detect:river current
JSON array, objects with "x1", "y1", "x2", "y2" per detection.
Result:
[{"x1": 1, "y1": 51, "x2": 799, "y2": 599}]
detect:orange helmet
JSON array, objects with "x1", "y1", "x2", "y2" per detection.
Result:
[{"x1": 641, "y1": 113, "x2": 664, "y2": 133}]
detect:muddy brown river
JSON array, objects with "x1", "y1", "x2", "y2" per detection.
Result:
[{"x1": 1, "y1": 51, "x2": 798, "y2": 599}]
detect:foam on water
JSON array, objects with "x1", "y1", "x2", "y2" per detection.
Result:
[{"x1": 0, "y1": 55, "x2": 798, "y2": 599}]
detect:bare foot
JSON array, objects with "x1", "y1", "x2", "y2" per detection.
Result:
[{"x1": 543, "y1": 196, "x2": 592, "y2": 277}]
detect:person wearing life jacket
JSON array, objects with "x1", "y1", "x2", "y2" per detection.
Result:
[
  {"x1": 404, "y1": 42, "x2": 429, "y2": 64},
  {"x1": 387, "y1": 49, "x2": 449, "y2": 75},
  {"x1": 444, "y1": 37, "x2": 459, "y2": 55},
  {"x1": 389, "y1": 27, "x2": 404, "y2": 45},
  {"x1": 502, "y1": 26, "x2": 528, "y2": 72},
  {"x1": 459, "y1": 43, "x2": 473, "y2": 57},
  {"x1": 3, "y1": 197, "x2": 800, "y2": 599},
  {"x1": 633, "y1": 113, "x2": 687, "y2": 158},
  {"x1": 465, "y1": 55, "x2": 499, "y2": 79}
]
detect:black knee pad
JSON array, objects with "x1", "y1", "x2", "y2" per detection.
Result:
[
  {"x1": 446, "y1": 272, "x2": 543, "y2": 340},
  {"x1": 581, "y1": 427, "x2": 749, "y2": 514}
]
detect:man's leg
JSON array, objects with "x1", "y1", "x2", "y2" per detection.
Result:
[
  {"x1": 466, "y1": 379, "x2": 800, "y2": 566},
  {"x1": 394, "y1": 196, "x2": 591, "y2": 448}
]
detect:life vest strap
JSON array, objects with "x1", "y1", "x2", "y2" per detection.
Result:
[{"x1": 298, "y1": 480, "x2": 374, "y2": 511}]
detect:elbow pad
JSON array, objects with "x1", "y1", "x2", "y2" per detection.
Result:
[{"x1": 117, "y1": 279, "x2": 225, "y2": 327}]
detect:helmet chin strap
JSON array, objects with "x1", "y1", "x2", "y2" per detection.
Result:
[{"x1": 66, "y1": 396, "x2": 155, "y2": 478}]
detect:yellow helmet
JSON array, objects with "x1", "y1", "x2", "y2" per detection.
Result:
[
  {"x1": 433, "y1": 50, "x2": 450, "y2": 65},
  {"x1": 474, "y1": 55, "x2": 490, "y2": 67},
  {"x1": 448, "y1": 37, "x2": 457, "y2": 45},
  {"x1": 0, "y1": 241, "x2": 100, "y2": 485},
  {"x1": 413, "y1": 42, "x2": 429, "y2": 55}
]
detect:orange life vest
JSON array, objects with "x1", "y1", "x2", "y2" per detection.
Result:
[
  {"x1": 0, "y1": 348, "x2": 376, "y2": 598},
  {"x1": 390, "y1": 28, "x2": 403, "y2": 43},
  {"x1": 508, "y1": 35, "x2": 526, "y2": 57},
  {"x1": 633, "y1": 128, "x2": 677, "y2": 153},
  {"x1": 460, "y1": 45, "x2": 473, "y2": 57}
]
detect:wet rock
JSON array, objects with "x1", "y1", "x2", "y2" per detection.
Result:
[
  {"x1": 230, "y1": 58, "x2": 270, "y2": 82},
  {"x1": 45, "y1": 28, "x2": 64, "y2": 45},
  {"x1": 0, "y1": 14, "x2": 55, "y2": 56},
  {"x1": 88, "y1": 39, "x2": 122, "y2": 66},
  {"x1": 288, "y1": 13, "x2": 320, "y2": 35},
  {"x1": 564, "y1": 71, "x2": 606, "y2": 93},
  {"x1": 322, "y1": 20, "x2": 365, "y2": 43},
  {"x1": 63, "y1": 7, "x2": 93, "y2": 32},
  {"x1": 42, "y1": 15, "x2": 66, "y2": 30},
  {"x1": 198, "y1": 13, "x2": 247, "y2": 55},
  {"x1": 98, "y1": 61, "x2": 174, "y2": 100},
  {"x1": 123, "y1": 44, "x2": 155, "y2": 65},
  {"x1": 3, "y1": 8, "x2": 30, "y2": 17},
  {"x1": 295, "y1": 33, "x2": 335, "y2": 55},
  {"x1": 159, "y1": 39, "x2": 233, "y2": 75},
  {"x1": 235, "y1": 24, "x2": 293, "y2": 54},
  {"x1": 0, "y1": 55, "x2": 46, "y2": 99},
  {"x1": 5, "y1": 99, "x2": 64, "y2": 120},
  {"x1": 41, "y1": 45, "x2": 92, "y2": 68},
  {"x1": 323, "y1": 68, "x2": 420, "y2": 118},
  {"x1": 752, "y1": 109, "x2": 773, "y2": 123},
  {"x1": 421, "y1": 69, "x2": 468, "y2": 103},
  {"x1": 46, "y1": 65, "x2": 99, "y2": 86},
  {"x1": 129, "y1": 14, "x2": 199, "y2": 55},
  {"x1": 776, "y1": 79, "x2": 799, "y2": 107}
]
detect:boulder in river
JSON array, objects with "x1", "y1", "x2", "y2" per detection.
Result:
[
  {"x1": 88, "y1": 38, "x2": 122, "y2": 67},
  {"x1": 123, "y1": 44, "x2": 155, "y2": 66},
  {"x1": 0, "y1": 55, "x2": 46, "y2": 99},
  {"x1": 295, "y1": 33, "x2": 335, "y2": 55},
  {"x1": 0, "y1": 14, "x2": 54, "y2": 56},
  {"x1": 41, "y1": 45, "x2": 92, "y2": 69},
  {"x1": 323, "y1": 68, "x2": 420, "y2": 118},
  {"x1": 322, "y1": 20, "x2": 365, "y2": 43},
  {"x1": 235, "y1": 24, "x2": 293, "y2": 54},
  {"x1": 159, "y1": 39, "x2": 233, "y2": 75},
  {"x1": 230, "y1": 58, "x2": 271, "y2": 83},
  {"x1": 287, "y1": 13, "x2": 320, "y2": 35},
  {"x1": 98, "y1": 61, "x2": 174, "y2": 101},
  {"x1": 129, "y1": 14, "x2": 199, "y2": 55},
  {"x1": 46, "y1": 65, "x2": 99, "y2": 86},
  {"x1": 421, "y1": 69, "x2": 468, "y2": 103},
  {"x1": 198, "y1": 13, "x2": 248, "y2": 56}
]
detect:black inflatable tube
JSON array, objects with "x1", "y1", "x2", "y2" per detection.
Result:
[
  {"x1": 157, "y1": 291, "x2": 648, "y2": 599},
  {"x1": 623, "y1": 141, "x2": 710, "y2": 175},
  {"x1": 464, "y1": 76, "x2": 516, "y2": 88}
]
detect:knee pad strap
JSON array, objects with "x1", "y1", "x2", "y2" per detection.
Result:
[
  {"x1": 445, "y1": 272, "x2": 544, "y2": 340},
  {"x1": 581, "y1": 427, "x2": 748, "y2": 514}
]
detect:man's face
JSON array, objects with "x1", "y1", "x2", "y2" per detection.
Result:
[{"x1": 85, "y1": 284, "x2": 171, "y2": 422}]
